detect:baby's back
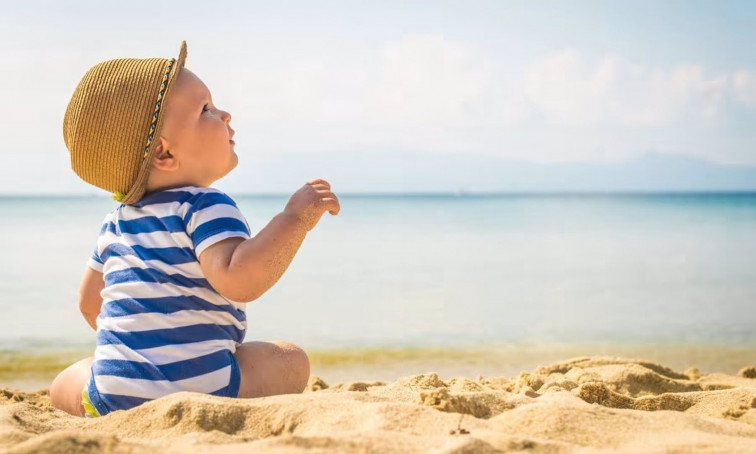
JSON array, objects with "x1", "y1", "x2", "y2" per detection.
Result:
[{"x1": 84, "y1": 185, "x2": 253, "y2": 415}]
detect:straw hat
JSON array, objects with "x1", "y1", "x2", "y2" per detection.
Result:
[{"x1": 63, "y1": 40, "x2": 188, "y2": 205}]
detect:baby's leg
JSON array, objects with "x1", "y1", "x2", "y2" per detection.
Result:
[
  {"x1": 49, "y1": 356, "x2": 93, "y2": 417},
  {"x1": 234, "y1": 341, "x2": 310, "y2": 398}
]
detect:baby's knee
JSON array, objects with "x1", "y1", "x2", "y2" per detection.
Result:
[
  {"x1": 49, "y1": 371, "x2": 67, "y2": 411},
  {"x1": 50, "y1": 358, "x2": 92, "y2": 417},
  {"x1": 273, "y1": 341, "x2": 310, "y2": 389}
]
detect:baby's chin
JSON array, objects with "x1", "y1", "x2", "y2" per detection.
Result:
[{"x1": 226, "y1": 151, "x2": 239, "y2": 174}]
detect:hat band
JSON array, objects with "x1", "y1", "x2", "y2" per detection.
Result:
[{"x1": 143, "y1": 58, "x2": 176, "y2": 159}]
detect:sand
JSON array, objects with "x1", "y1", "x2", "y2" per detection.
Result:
[{"x1": 1, "y1": 355, "x2": 755, "y2": 453}]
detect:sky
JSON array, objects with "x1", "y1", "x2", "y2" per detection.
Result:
[{"x1": 1, "y1": 0, "x2": 755, "y2": 195}]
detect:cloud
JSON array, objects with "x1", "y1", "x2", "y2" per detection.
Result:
[
  {"x1": 362, "y1": 35, "x2": 505, "y2": 125},
  {"x1": 521, "y1": 50, "x2": 730, "y2": 125},
  {"x1": 3, "y1": 35, "x2": 755, "y2": 170},
  {"x1": 240, "y1": 40, "x2": 739, "y2": 129},
  {"x1": 220, "y1": 35, "x2": 503, "y2": 126},
  {"x1": 212, "y1": 36, "x2": 753, "y2": 164}
]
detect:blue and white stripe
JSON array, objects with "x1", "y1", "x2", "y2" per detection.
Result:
[{"x1": 85, "y1": 185, "x2": 252, "y2": 415}]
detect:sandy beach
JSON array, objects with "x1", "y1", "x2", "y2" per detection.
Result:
[{"x1": 1, "y1": 355, "x2": 755, "y2": 453}]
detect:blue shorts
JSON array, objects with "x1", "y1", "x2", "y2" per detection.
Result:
[
  {"x1": 81, "y1": 358, "x2": 242, "y2": 417},
  {"x1": 81, "y1": 375, "x2": 106, "y2": 418}
]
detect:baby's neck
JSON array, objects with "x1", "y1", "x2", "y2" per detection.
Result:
[{"x1": 145, "y1": 173, "x2": 209, "y2": 195}]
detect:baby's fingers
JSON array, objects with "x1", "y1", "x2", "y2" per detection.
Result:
[
  {"x1": 308, "y1": 179, "x2": 330, "y2": 190},
  {"x1": 320, "y1": 196, "x2": 340, "y2": 215}
]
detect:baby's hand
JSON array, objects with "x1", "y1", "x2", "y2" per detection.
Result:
[{"x1": 284, "y1": 179, "x2": 340, "y2": 231}]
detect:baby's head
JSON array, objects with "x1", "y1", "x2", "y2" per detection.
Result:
[
  {"x1": 63, "y1": 40, "x2": 237, "y2": 205},
  {"x1": 146, "y1": 66, "x2": 237, "y2": 195}
]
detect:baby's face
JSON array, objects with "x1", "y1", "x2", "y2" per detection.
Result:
[{"x1": 155, "y1": 67, "x2": 237, "y2": 186}]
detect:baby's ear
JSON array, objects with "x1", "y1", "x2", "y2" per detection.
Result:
[{"x1": 151, "y1": 137, "x2": 179, "y2": 171}]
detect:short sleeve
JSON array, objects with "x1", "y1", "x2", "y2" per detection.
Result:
[
  {"x1": 184, "y1": 190, "x2": 252, "y2": 259},
  {"x1": 85, "y1": 212, "x2": 111, "y2": 272},
  {"x1": 86, "y1": 243, "x2": 104, "y2": 272}
]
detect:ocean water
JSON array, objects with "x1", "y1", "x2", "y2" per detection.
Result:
[{"x1": 1, "y1": 192, "x2": 755, "y2": 355}]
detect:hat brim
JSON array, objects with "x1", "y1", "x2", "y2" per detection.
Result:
[{"x1": 119, "y1": 40, "x2": 187, "y2": 205}]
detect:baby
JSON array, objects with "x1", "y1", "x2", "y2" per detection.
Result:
[{"x1": 50, "y1": 40, "x2": 340, "y2": 417}]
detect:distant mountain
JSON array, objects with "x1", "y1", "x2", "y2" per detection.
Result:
[{"x1": 221, "y1": 150, "x2": 756, "y2": 194}]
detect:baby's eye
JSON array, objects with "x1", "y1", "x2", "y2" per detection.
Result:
[{"x1": 202, "y1": 104, "x2": 209, "y2": 113}]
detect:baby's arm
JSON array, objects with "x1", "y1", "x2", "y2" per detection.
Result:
[
  {"x1": 199, "y1": 179, "x2": 340, "y2": 303},
  {"x1": 78, "y1": 266, "x2": 104, "y2": 330},
  {"x1": 199, "y1": 211, "x2": 308, "y2": 302}
]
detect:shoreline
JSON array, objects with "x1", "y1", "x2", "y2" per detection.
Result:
[{"x1": 4, "y1": 341, "x2": 755, "y2": 391}]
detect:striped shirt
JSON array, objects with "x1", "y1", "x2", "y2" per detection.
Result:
[{"x1": 83, "y1": 185, "x2": 252, "y2": 416}]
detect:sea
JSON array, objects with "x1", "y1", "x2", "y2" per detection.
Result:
[{"x1": 1, "y1": 192, "x2": 755, "y2": 384}]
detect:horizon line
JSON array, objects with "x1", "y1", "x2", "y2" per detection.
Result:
[{"x1": 1, "y1": 189, "x2": 756, "y2": 198}]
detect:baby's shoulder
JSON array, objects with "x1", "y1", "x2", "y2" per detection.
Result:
[
  {"x1": 180, "y1": 187, "x2": 244, "y2": 227},
  {"x1": 184, "y1": 187, "x2": 240, "y2": 210}
]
